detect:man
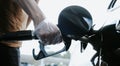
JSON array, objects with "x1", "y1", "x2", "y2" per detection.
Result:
[{"x1": 0, "y1": 0, "x2": 62, "y2": 66}]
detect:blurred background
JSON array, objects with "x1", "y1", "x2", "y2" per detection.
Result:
[{"x1": 20, "y1": 0, "x2": 120, "y2": 66}]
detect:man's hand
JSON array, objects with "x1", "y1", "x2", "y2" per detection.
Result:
[{"x1": 33, "y1": 20, "x2": 62, "y2": 45}]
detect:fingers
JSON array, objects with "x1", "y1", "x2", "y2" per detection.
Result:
[
  {"x1": 51, "y1": 31, "x2": 62, "y2": 44},
  {"x1": 39, "y1": 29, "x2": 62, "y2": 45},
  {"x1": 34, "y1": 22, "x2": 62, "y2": 45}
]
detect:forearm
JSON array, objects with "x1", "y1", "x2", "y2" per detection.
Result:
[{"x1": 14, "y1": 0, "x2": 45, "y2": 28}]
